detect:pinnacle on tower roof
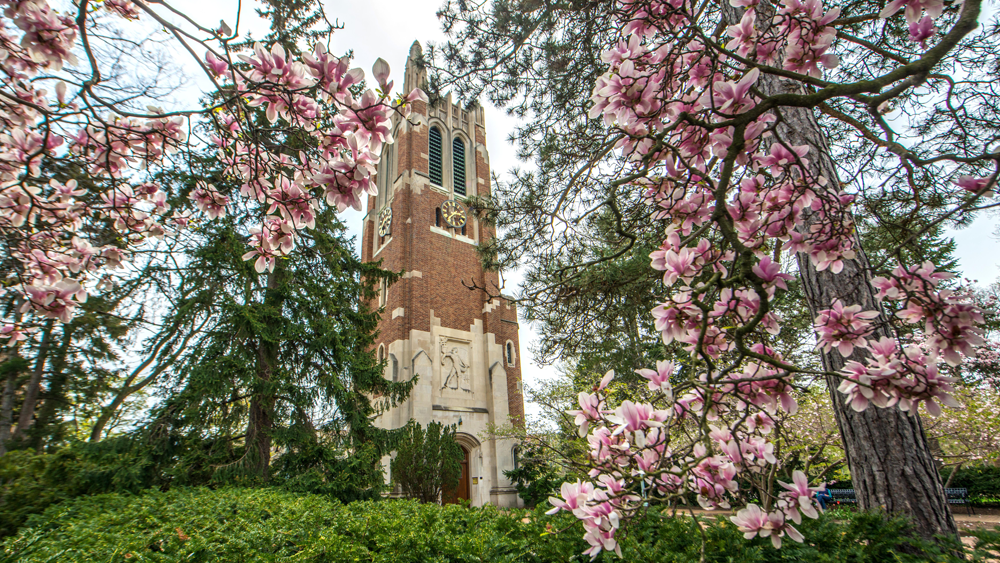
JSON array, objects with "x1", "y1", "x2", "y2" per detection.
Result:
[{"x1": 404, "y1": 40, "x2": 426, "y2": 94}]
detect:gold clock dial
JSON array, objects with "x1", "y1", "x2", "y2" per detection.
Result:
[
  {"x1": 441, "y1": 200, "x2": 467, "y2": 229},
  {"x1": 377, "y1": 207, "x2": 392, "y2": 237}
]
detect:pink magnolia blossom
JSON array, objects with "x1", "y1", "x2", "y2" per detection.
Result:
[
  {"x1": 636, "y1": 360, "x2": 675, "y2": 396},
  {"x1": 189, "y1": 181, "x2": 230, "y2": 220},
  {"x1": 879, "y1": 0, "x2": 944, "y2": 23},
  {"x1": 1, "y1": 324, "x2": 32, "y2": 346},
  {"x1": 813, "y1": 299, "x2": 880, "y2": 357},
  {"x1": 909, "y1": 16, "x2": 936, "y2": 47},
  {"x1": 953, "y1": 175, "x2": 995, "y2": 198},
  {"x1": 205, "y1": 51, "x2": 229, "y2": 76}
]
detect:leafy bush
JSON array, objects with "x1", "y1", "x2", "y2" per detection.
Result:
[
  {"x1": 4, "y1": 487, "x2": 1000, "y2": 563},
  {"x1": 0, "y1": 438, "x2": 156, "y2": 538},
  {"x1": 0, "y1": 452, "x2": 65, "y2": 539},
  {"x1": 504, "y1": 439, "x2": 564, "y2": 508},
  {"x1": 0, "y1": 436, "x2": 389, "y2": 540},
  {"x1": 269, "y1": 441, "x2": 385, "y2": 504},
  {"x1": 2, "y1": 488, "x2": 579, "y2": 563},
  {"x1": 391, "y1": 421, "x2": 464, "y2": 503}
]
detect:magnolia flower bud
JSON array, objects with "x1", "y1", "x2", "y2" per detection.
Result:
[{"x1": 372, "y1": 58, "x2": 391, "y2": 90}]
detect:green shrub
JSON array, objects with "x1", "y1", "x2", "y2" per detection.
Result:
[
  {"x1": 1, "y1": 488, "x2": 582, "y2": 562},
  {"x1": 0, "y1": 451, "x2": 66, "y2": 539},
  {"x1": 503, "y1": 440, "x2": 564, "y2": 508},
  {"x1": 4, "y1": 487, "x2": 999, "y2": 563},
  {"x1": 0, "y1": 435, "x2": 393, "y2": 540},
  {"x1": 391, "y1": 421, "x2": 464, "y2": 503}
]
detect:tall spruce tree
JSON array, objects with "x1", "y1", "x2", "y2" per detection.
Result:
[{"x1": 132, "y1": 0, "x2": 413, "y2": 486}]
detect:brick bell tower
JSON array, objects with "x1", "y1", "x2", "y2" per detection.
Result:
[{"x1": 360, "y1": 41, "x2": 525, "y2": 507}]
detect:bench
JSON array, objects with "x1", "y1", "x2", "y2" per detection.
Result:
[
  {"x1": 826, "y1": 488, "x2": 975, "y2": 515},
  {"x1": 945, "y1": 488, "x2": 976, "y2": 516},
  {"x1": 828, "y1": 489, "x2": 857, "y2": 505}
]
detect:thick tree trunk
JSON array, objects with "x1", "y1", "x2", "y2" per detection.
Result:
[
  {"x1": 0, "y1": 365, "x2": 21, "y2": 456},
  {"x1": 244, "y1": 262, "x2": 285, "y2": 480},
  {"x1": 713, "y1": 0, "x2": 958, "y2": 539},
  {"x1": 27, "y1": 323, "x2": 75, "y2": 450},
  {"x1": 800, "y1": 253, "x2": 958, "y2": 540},
  {"x1": 11, "y1": 320, "x2": 54, "y2": 445},
  {"x1": 772, "y1": 80, "x2": 959, "y2": 540}
]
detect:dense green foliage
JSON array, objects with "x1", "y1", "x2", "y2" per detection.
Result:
[
  {"x1": 0, "y1": 439, "x2": 168, "y2": 538},
  {"x1": 391, "y1": 421, "x2": 464, "y2": 503},
  {"x1": 3, "y1": 487, "x2": 999, "y2": 562},
  {"x1": 503, "y1": 439, "x2": 564, "y2": 508},
  {"x1": 941, "y1": 466, "x2": 1000, "y2": 504},
  {"x1": 830, "y1": 465, "x2": 1000, "y2": 507}
]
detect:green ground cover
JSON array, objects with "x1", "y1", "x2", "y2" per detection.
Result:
[{"x1": 3, "y1": 487, "x2": 1000, "y2": 563}]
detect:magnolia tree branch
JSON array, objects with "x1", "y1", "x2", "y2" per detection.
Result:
[
  {"x1": 530, "y1": 0, "x2": 999, "y2": 554},
  {"x1": 0, "y1": 0, "x2": 428, "y2": 349}
]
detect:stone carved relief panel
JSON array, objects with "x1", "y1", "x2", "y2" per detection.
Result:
[{"x1": 439, "y1": 337, "x2": 473, "y2": 395}]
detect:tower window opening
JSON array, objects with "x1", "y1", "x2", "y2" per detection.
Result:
[
  {"x1": 435, "y1": 208, "x2": 442, "y2": 228},
  {"x1": 453, "y1": 137, "x2": 466, "y2": 196},
  {"x1": 461, "y1": 224, "x2": 466, "y2": 237},
  {"x1": 506, "y1": 341, "x2": 514, "y2": 366},
  {"x1": 429, "y1": 126, "x2": 443, "y2": 186}
]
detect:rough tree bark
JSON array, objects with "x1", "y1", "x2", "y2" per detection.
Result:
[
  {"x1": 772, "y1": 81, "x2": 959, "y2": 540},
  {"x1": 10, "y1": 319, "x2": 54, "y2": 445},
  {"x1": 0, "y1": 364, "x2": 21, "y2": 456},
  {"x1": 243, "y1": 261, "x2": 285, "y2": 480},
  {"x1": 26, "y1": 323, "x2": 75, "y2": 450},
  {"x1": 712, "y1": 0, "x2": 959, "y2": 540}
]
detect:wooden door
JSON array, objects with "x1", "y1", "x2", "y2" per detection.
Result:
[
  {"x1": 457, "y1": 447, "x2": 470, "y2": 501},
  {"x1": 443, "y1": 446, "x2": 470, "y2": 504}
]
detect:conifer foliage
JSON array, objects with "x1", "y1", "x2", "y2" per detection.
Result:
[
  {"x1": 391, "y1": 421, "x2": 464, "y2": 504},
  {"x1": 0, "y1": 0, "x2": 423, "y2": 501}
]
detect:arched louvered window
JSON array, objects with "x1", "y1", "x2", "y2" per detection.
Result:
[
  {"x1": 429, "y1": 126, "x2": 443, "y2": 186},
  {"x1": 452, "y1": 136, "x2": 466, "y2": 196}
]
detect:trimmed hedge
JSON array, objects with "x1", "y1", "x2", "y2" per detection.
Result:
[
  {"x1": 834, "y1": 465, "x2": 1000, "y2": 507},
  {"x1": 4, "y1": 487, "x2": 1000, "y2": 562},
  {"x1": 941, "y1": 466, "x2": 1000, "y2": 506}
]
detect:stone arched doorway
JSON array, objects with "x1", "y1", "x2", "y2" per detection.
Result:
[{"x1": 443, "y1": 432, "x2": 480, "y2": 504}]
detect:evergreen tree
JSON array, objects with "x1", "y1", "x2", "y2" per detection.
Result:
[
  {"x1": 391, "y1": 421, "x2": 464, "y2": 504},
  {"x1": 126, "y1": 0, "x2": 413, "y2": 487}
]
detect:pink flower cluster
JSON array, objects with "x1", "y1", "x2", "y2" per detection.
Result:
[
  {"x1": 0, "y1": 1, "x2": 424, "y2": 335},
  {"x1": 873, "y1": 262, "x2": 986, "y2": 366},
  {"x1": 839, "y1": 337, "x2": 960, "y2": 415},
  {"x1": 552, "y1": 371, "x2": 824, "y2": 557},
  {"x1": 878, "y1": 0, "x2": 946, "y2": 46},
  {"x1": 814, "y1": 299, "x2": 880, "y2": 357},
  {"x1": 551, "y1": 0, "x2": 986, "y2": 554},
  {"x1": 205, "y1": 44, "x2": 426, "y2": 271}
]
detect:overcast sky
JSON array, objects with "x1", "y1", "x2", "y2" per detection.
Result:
[{"x1": 160, "y1": 0, "x2": 1000, "y2": 418}]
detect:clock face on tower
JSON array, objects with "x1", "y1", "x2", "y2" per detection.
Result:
[
  {"x1": 377, "y1": 207, "x2": 392, "y2": 237},
  {"x1": 441, "y1": 200, "x2": 467, "y2": 228}
]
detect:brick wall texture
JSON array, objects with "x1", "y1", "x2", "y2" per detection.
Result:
[{"x1": 361, "y1": 56, "x2": 524, "y2": 424}]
